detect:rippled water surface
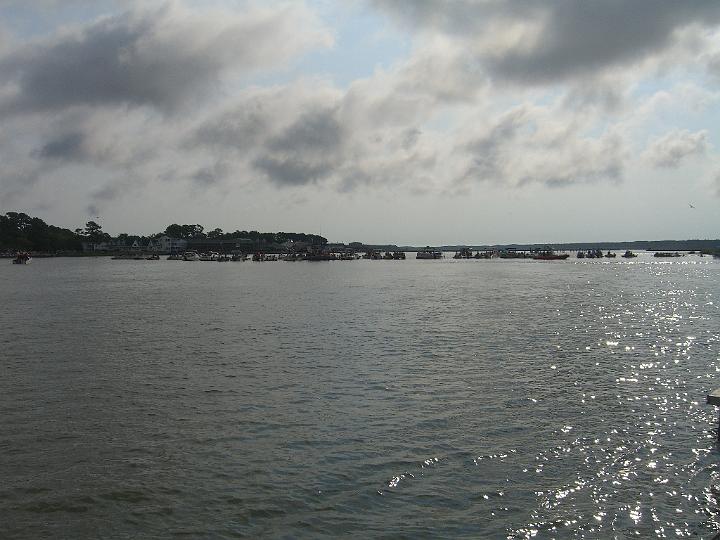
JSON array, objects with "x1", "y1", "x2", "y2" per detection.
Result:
[{"x1": 2, "y1": 254, "x2": 720, "y2": 538}]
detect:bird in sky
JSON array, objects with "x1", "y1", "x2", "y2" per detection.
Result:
[{"x1": 689, "y1": 203, "x2": 695, "y2": 209}]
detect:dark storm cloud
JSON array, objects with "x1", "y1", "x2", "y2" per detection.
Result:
[
  {"x1": 374, "y1": 0, "x2": 720, "y2": 84},
  {"x1": 463, "y1": 109, "x2": 526, "y2": 181},
  {"x1": 192, "y1": 162, "x2": 230, "y2": 186},
  {"x1": 187, "y1": 102, "x2": 270, "y2": 153},
  {"x1": 0, "y1": 7, "x2": 190, "y2": 112},
  {"x1": 36, "y1": 132, "x2": 85, "y2": 160},
  {"x1": 0, "y1": 2, "x2": 331, "y2": 115},
  {"x1": 253, "y1": 108, "x2": 343, "y2": 187},
  {"x1": 253, "y1": 156, "x2": 335, "y2": 187},
  {"x1": 267, "y1": 109, "x2": 342, "y2": 155}
]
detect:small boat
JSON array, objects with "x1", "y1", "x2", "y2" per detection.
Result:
[
  {"x1": 183, "y1": 251, "x2": 200, "y2": 261},
  {"x1": 392, "y1": 251, "x2": 406, "y2": 260},
  {"x1": 577, "y1": 251, "x2": 585, "y2": 258},
  {"x1": 305, "y1": 253, "x2": 334, "y2": 261},
  {"x1": 498, "y1": 249, "x2": 527, "y2": 259},
  {"x1": 605, "y1": 251, "x2": 616, "y2": 258},
  {"x1": 337, "y1": 251, "x2": 358, "y2": 261},
  {"x1": 199, "y1": 252, "x2": 219, "y2": 261},
  {"x1": 217, "y1": 255, "x2": 231, "y2": 262},
  {"x1": 453, "y1": 248, "x2": 473, "y2": 259},
  {"x1": 167, "y1": 253, "x2": 183, "y2": 260},
  {"x1": 654, "y1": 252, "x2": 682, "y2": 258},
  {"x1": 146, "y1": 254, "x2": 160, "y2": 260},
  {"x1": 416, "y1": 247, "x2": 443, "y2": 259},
  {"x1": 231, "y1": 253, "x2": 248, "y2": 261},
  {"x1": 383, "y1": 252, "x2": 394, "y2": 260},
  {"x1": 622, "y1": 251, "x2": 637, "y2": 258},
  {"x1": 12, "y1": 252, "x2": 32, "y2": 264},
  {"x1": 532, "y1": 249, "x2": 569, "y2": 260},
  {"x1": 363, "y1": 250, "x2": 382, "y2": 260}
]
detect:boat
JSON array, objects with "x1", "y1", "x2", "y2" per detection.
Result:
[
  {"x1": 146, "y1": 254, "x2": 160, "y2": 260},
  {"x1": 183, "y1": 251, "x2": 200, "y2": 261},
  {"x1": 199, "y1": 252, "x2": 219, "y2": 261},
  {"x1": 605, "y1": 251, "x2": 616, "y2": 258},
  {"x1": 392, "y1": 251, "x2": 406, "y2": 260},
  {"x1": 217, "y1": 255, "x2": 231, "y2": 262},
  {"x1": 498, "y1": 249, "x2": 526, "y2": 259},
  {"x1": 231, "y1": 253, "x2": 248, "y2": 261},
  {"x1": 337, "y1": 251, "x2": 358, "y2": 261},
  {"x1": 532, "y1": 249, "x2": 569, "y2": 260},
  {"x1": 621, "y1": 250, "x2": 637, "y2": 258},
  {"x1": 577, "y1": 251, "x2": 585, "y2": 258},
  {"x1": 305, "y1": 253, "x2": 334, "y2": 261},
  {"x1": 363, "y1": 250, "x2": 382, "y2": 260},
  {"x1": 305, "y1": 245, "x2": 334, "y2": 261},
  {"x1": 416, "y1": 247, "x2": 443, "y2": 259},
  {"x1": 453, "y1": 248, "x2": 473, "y2": 259},
  {"x1": 654, "y1": 252, "x2": 682, "y2": 258},
  {"x1": 12, "y1": 252, "x2": 32, "y2": 264},
  {"x1": 383, "y1": 252, "x2": 394, "y2": 260},
  {"x1": 167, "y1": 253, "x2": 183, "y2": 260}
]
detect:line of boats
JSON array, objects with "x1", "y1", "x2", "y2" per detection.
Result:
[
  {"x1": 577, "y1": 249, "x2": 637, "y2": 258},
  {"x1": 132, "y1": 247, "x2": 581, "y2": 262},
  {"x1": 104, "y1": 248, "x2": 710, "y2": 263},
  {"x1": 11, "y1": 248, "x2": 716, "y2": 265}
]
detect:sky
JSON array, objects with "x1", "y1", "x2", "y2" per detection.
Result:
[{"x1": 1, "y1": 0, "x2": 719, "y2": 245}]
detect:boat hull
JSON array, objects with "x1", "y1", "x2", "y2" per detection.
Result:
[{"x1": 533, "y1": 254, "x2": 569, "y2": 260}]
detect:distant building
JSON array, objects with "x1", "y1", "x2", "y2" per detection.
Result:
[{"x1": 154, "y1": 235, "x2": 187, "y2": 253}]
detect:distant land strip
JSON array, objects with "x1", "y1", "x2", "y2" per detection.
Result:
[{"x1": 1, "y1": 210, "x2": 719, "y2": 255}]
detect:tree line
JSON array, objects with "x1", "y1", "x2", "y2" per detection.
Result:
[{"x1": 0, "y1": 211, "x2": 327, "y2": 252}]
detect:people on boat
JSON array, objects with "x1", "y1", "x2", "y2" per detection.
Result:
[{"x1": 12, "y1": 251, "x2": 31, "y2": 264}]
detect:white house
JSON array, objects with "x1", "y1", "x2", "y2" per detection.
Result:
[{"x1": 154, "y1": 235, "x2": 187, "y2": 254}]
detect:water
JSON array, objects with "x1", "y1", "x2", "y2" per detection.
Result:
[{"x1": 1, "y1": 254, "x2": 719, "y2": 538}]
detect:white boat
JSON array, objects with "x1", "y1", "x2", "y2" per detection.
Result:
[
  {"x1": 416, "y1": 247, "x2": 443, "y2": 259},
  {"x1": 199, "y1": 252, "x2": 219, "y2": 261},
  {"x1": 183, "y1": 251, "x2": 200, "y2": 261}
]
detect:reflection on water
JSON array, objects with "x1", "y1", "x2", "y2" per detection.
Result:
[{"x1": 0, "y1": 255, "x2": 718, "y2": 538}]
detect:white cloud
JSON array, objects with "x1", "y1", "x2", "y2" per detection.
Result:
[{"x1": 643, "y1": 129, "x2": 708, "y2": 168}]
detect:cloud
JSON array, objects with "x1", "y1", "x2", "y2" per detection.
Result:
[
  {"x1": 1, "y1": 0, "x2": 716, "y2": 225},
  {"x1": 36, "y1": 132, "x2": 86, "y2": 160},
  {"x1": 644, "y1": 129, "x2": 708, "y2": 168},
  {"x1": 0, "y1": 1, "x2": 332, "y2": 115},
  {"x1": 456, "y1": 104, "x2": 626, "y2": 188},
  {"x1": 373, "y1": 1, "x2": 720, "y2": 84}
]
